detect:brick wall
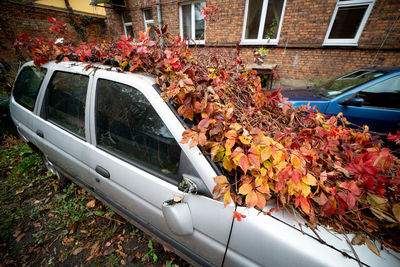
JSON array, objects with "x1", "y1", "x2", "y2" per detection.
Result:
[
  {"x1": 67, "y1": 0, "x2": 400, "y2": 83},
  {"x1": 0, "y1": 1, "x2": 109, "y2": 62}
]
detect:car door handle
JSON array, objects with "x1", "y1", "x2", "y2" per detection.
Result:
[
  {"x1": 95, "y1": 165, "x2": 110, "y2": 178},
  {"x1": 36, "y1": 130, "x2": 44, "y2": 138}
]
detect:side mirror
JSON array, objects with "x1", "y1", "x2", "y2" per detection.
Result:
[
  {"x1": 339, "y1": 97, "x2": 364, "y2": 107},
  {"x1": 162, "y1": 198, "x2": 194, "y2": 236},
  {"x1": 178, "y1": 175, "x2": 198, "y2": 194},
  {"x1": 178, "y1": 174, "x2": 212, "y2": 197}
]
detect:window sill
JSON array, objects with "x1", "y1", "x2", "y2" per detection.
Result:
[
  {"x1": 240, "y1": 40, "x2": 278, "y2": 46},
  {"x1": 322, "y1": 41, "x2": 358, "y2": 47},
  {"x1": 186, "y1": 40, "x2": 205, "y2": 46}
]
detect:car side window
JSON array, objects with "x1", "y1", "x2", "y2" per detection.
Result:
[
  {"x1": 357, "y1": 76, "x2": 400, "y2": 109},
  {"x1": 95, "y1": 79, "x2": 181, "y2": 182},
  {"x1": 13, "y1": 66, "x2": 47, "y2": 111},
  {"x1": 45, "y1": 71, "x2": 89, "y2": 138}
]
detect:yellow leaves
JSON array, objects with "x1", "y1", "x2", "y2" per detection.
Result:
[
  {"x1": 120, "y1": 61, "x2": 128, "y2": 68},
  {"x1": 302, "y1": 173, "x2": 317, "y2": 186},
  {"x1": 260, "y1": 146, "x2": 272, "y2": 162},
  {"x1": 288, "y1": 180, "x2": 311, "y2": 197},
  {"x1": 211, "y1": 145, "x2": 225, "y2": 162},
  {"x1": 224, "y1": 190, "x2": 231, "y2": 208},
  {"x1": 223, "y1": 155, "x2": 235, "y2": 171},
  {"x1": 239, "y1": 135, "x2": 251, "y2": 145}
]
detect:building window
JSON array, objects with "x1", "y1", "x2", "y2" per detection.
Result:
[
  {"x1": 143, "y1": 8, "x2": 155, "y2": 38},
  {"x1": 323, "y1": 0, "x2": 375, "y2": 46},
  {"x1": 241, "y1": 0, "x2": 286, "y2": 45},
  {"x1": 124, "y1": 22, "x2": 134, "y2": 38},
  {"x1": 179, "y1": 1, "x2": 206, "y2": 44}
]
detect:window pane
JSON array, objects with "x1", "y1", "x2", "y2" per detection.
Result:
[
  {"x1": 125, "y1": 25, "x2": 134, "y2": 38},
  {"x1": 95, "y1": 79, "x2": 180, "y2": 181},
  {"x1": 145, "y1": 22, "x2": 156, "y2": 38},
  {"x1": 262, "y1": 0, "x2": 284, "y2": 39},
  {"x1": 182, "y1": 4, "x2": 192, "y2": 39},
  {"x1": 195, "y1": 2, "x2": 205, "y2": 40},
  {"x1": 329, "y1": 5, "x2": 368, "y2": 39},
  {"x1": 46, "y1": 71, "x2": 88, "y2": 138},
  {"x1": 245, "y1": 0, "x2": 263, "y2": 39},
  {"x1": 13, "y1": 66, "x2": 47, "y2": 111},
  {"x1": 358, "y1": 76, "x2": 400, "y2": 109},
  {"x1": 143, "y1": 8, "x2": 153, "y2": 20}
]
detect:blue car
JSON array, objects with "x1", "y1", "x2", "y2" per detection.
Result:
[{"x1": 282, "y1": 67, "x2": 400, "y2": 133}]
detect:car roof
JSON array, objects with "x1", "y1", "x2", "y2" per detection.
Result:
[{"x1": 27, "y1": 60, "x2": 158, "y2": 85}]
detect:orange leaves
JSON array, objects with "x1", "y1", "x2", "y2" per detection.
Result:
[
  {"x1": 213, "y1": 175, "x2": 231, "y2": 207},
  {"x1": 214, "y1": 175, "x2": 228, "y2": 184},
  {"x1": 238, "y1": 154, "x2": 249, "y2": 174},
  {"x1": 248, "y1": 154, "x2": 260, "y2": 171},
  {"x1": 238, "y1": 183, "x2": 252, "y2": 195},
  {"x1": 245, "y1": 191, "x2": 258, "y2": 208}
]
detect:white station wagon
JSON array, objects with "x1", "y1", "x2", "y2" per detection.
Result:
[{"x1": 10, "y1": 61, "x2": 400, "y2": 266}]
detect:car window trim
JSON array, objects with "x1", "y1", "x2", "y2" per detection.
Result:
[{"x1": 44, "y1": 70, "x2": 90, "y2": 141}]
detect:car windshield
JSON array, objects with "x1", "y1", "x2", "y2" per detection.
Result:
[{"x1": 314, "y1": 70, "x2": 389, "y2": 99}]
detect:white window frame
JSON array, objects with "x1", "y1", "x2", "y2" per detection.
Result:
[
  {"x1": 122, "y1": 14, "x2": 133, "y2": 38},
  {"x1": 179, "y1": 1, "x2": 206, "y2": 45},
  {"x1": 143, "y1": 8, "x2": 154, "y2": 31},
  {"x1": 240, "y1": 0, "x2": 287, "y2": 45},
  {"x1": 323, "y1": 0, "x2": 375, "y2": 46},
  {"x1": 123, "y1": 22, "x2": 133, "y2": 37}
]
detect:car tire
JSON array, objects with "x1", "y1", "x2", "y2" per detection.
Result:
[{"x1": 40, "y1": 153, "x2": 70, "y2": 187}]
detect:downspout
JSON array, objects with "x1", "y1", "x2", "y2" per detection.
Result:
[{"x1": 156, "y1": 0, "x2": 163, "y2": 46}]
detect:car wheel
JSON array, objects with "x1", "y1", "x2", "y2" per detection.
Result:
[{"x1": 40, "y1": 153, "x2": 70, "y2": 187}]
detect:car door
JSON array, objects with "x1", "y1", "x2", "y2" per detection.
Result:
[
  {"x1": 86, "y1": 70, "x2": 235, "y2": 266},
  {"x1": 33, "y1": 64, "x2": 93, "y2": 185},
  {"x1": 326, "y1": 74, "x2": 400, "y2": 133}
]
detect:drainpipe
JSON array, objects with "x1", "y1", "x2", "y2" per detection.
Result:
[{"x1": 156, "y1": 0, "x2": 163, "y2": 46}]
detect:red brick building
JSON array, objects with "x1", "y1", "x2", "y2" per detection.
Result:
[
  {"x1": 0, "y1": 0, "x2": 109, "y2": 62},
  {"x1": 100, "y1": 0, "x2": 400, "y2": 87}
]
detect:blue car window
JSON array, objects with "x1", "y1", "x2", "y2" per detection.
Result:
[
  {"x1": 357, "y1": 76, "x2": 400, "y2": 109},
  {"x1": 316, "y1": 70, "x2": 388, "y2": 98}
]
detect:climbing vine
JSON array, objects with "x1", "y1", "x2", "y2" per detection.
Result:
[{"x1": 13, "y1": 17, "x2": 400, "y2": 255}]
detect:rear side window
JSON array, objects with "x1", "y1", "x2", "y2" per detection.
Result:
[
  {"x1": 46, "y1": 71, "x2": 89, "y2": 138},
  {"x1": 13, "y1": 66, "x2": 47, "y2": 111},
  {"x1": 95, "y1": 79, "x2": 180, "y2": 182},
  {"x1": 357, "y1": 76, "x2": 400, "y2": 109}
]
